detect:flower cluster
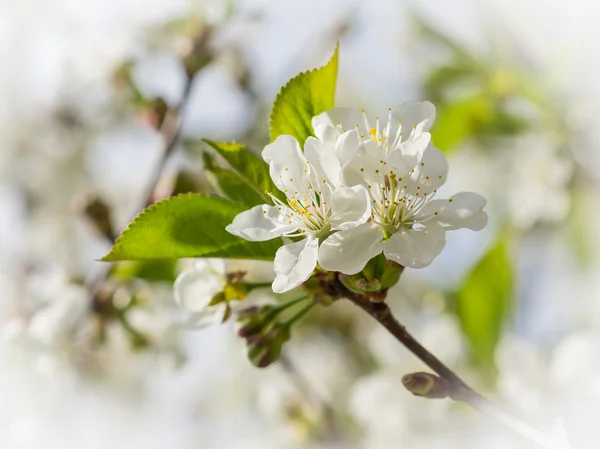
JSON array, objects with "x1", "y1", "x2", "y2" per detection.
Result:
[{"x1": 227, "y1": 102, "x2": 488, "y2": 293}]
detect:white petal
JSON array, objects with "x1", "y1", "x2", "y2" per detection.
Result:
[
  {"x1": 312, "y1": 107, "x2": 367, "y2": 134},
  {"x1": 341, "y1": 141, "x2": 386, "y2": 188},
  {"x1": 304, "y1": 136, "x2": 341, "y2": 189},
  {"x1": 394, "y1": 132, "x2": 432, "y2": 168},
  {"x1": 329, "y1": 185, "x2": 371, "y2": 230},
  {"x1": 314, "y1": 123, "x2": 340, "y2": 145},
  {"x1": 413, "y1": 142, "x2": 449, "y2": 191},
  {"x1": 392, "y1": 101, "x2": 436, "y2": 140},
  {"x1": 182, "y1": 306, "x2": 228, "y2": 329},
  {"x1": 174, "y1": 266, "x2": 224, "y2": 312},
  {"x1": 416, "y1": 192, "x2": 488, "y2": 231},
  {"x1": 336, "y1": 129, "x2": 361, "y2": 161},
  {"x1": 318, "y1": 223, "x2": 383, "y2": 274},
  {"x1": 262, "y1": 135, "x2": 308, "y2": 195},
  {"x1": 193, "y1": 258, "x2": 226, "y2": 274},
  {"x1": 272, "y1": 238, "x2": 318, "y2": 293},
  {"x1": 396, "y1": 135, "x2": 448, "y2": 194},
  {"x1": 226, "y1": 204, "x2": 296, "y2": 241},
  {"x1": 383, "y1": 224, "x2": 446, "y2": 268}
]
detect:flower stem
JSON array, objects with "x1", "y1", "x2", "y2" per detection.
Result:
[
  {"x1": 264, "y1": 295, "x2": 310, "y2": 322},
  {"x1": 281, "y1": 302, "x2": 316, "y2": 328},
  {"x1": 337, "y1": 277, "x2": 566, "y2": 449}
]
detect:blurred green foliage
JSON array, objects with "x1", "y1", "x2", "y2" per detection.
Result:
[
  {"x1": 417, "y1": 18, "x2": 533, "y2": 153},
  {"x1": 454, "y1": 236, "x2": 514, "y2": 375}
]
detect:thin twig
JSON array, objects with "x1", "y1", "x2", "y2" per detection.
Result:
[
  {"x1": 337, "y1": 278, "x2": 565, "y2": 449},
  {"x1": 141, "y1": 78, "x2": 194, "y2": 208},
  {"x1": 85, "y1": 66, "x2": 196, "y2": 295}
]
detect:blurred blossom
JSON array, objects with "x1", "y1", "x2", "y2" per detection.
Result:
[
  {"x1": 16, "y1": 266, "x2": 91, "y2": 349},
  {"x1": 174, "y1": 259, "x2": 230, "y2": 327},
  {"x1": 506, "y1": 134, "x2": 573, "y2": 228},
  {"x1": 174, "y1": 258, "x2": 277, "y2": 328}
]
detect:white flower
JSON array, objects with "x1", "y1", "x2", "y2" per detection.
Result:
[
  {"x1": 226, "y1": 135, "x2": 371, "y2": 293},
  {"x1": 174, "y1": 259, "x2": 277, "y2": 328},
  {"x1": 314, "y1": 103, "x2": 488, "y2": 274},
  {"x1": 173, "y1": 259, "x2": 231, "y2": 328}
]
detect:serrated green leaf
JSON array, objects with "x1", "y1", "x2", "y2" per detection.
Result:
[
  {"x1": 111, "y1": 259, "x2": 178, "y2": 283},
  {"x1": 203, "y1": 140, "x2": 284, "y2": 202},
  {"x1": 455, "y1": 236, "x2": 514, "y2": 371},
  {"x1": 269, "y1": 45, "x2": 338, "y2": 144},
  {"x1": 206, "y1": 165, "x2": 265, "y2": 207},
  {"x1": 102, "y1": 194, "x2": 280, "y2": 262}
]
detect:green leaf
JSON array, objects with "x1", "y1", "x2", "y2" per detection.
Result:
[
  {"x1": 206, "y1": 166, "x2": 265, "y2": 207},
  {"x1": 102, "y1": 194, "x2": 280, "y2": 262},
  {"x1": 203, "y1": 152, "x2": 264, "y2": 207},
  {"x1": 431, "y1": 95, "x2": 495, "y2": 153},
  {"x1": 203, "y1": 140, "x2": 284, "y2": 202},
  {"x1": 269, "y1": 45, "x2": 338, "y2": 144},
  {"x1": 111, "y1": 259, "x2": 178, "y2": 283},
  {"x1": 455, "y1": 236, "x2": 514, "y2": 371}
]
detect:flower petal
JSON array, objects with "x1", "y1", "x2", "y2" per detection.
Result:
[
  {"x1": 312, "y1": 107, "x2": 367, "y2": 135},
  {"x1": 193, "y1": 258, "x2": 226, "y2": 275},
  {"x1": 413, "y1": 142, "x2": 449, "y2": 192},
  {"x1": 336, "y1": 129, "x2": 361, "y2": 161},
  {"x1": 318, "y1": 223, "x2": 383, "y2": 274},
  {"x1": 329, "y1": 185, "x2": 371, "y2": 230},
  {"x1": 182, "y1": 306, "x2": 228, "y2": 329},
  {"x1": 262, "y1": 135, "x2": 308, "y2": 195},
  {"x1": 173, "y1": 265, "x2": 224, "y2": 312},
  {"x1": 417, "y1": 192, "x2": 488, "y2": 231},
  {"x1": 383, "y1": 224, "x2": 446, "y2": 268},
  {"x1": 304, "y1": 136, "x2": 341, "y2": 189},
  {"x1": 272, "y1": 238, "x2": 318, "y2": 293},
  {"x1": 392, "y1": 101, "x2": 436, "y2": 140},
  {"x1": 226, "y1": 204, "x2": 296, "y2": 241},
  {"x1": 394, "y1": 135, "x2": 448, "y2": 195},
  {"x1": 341, "y1": 140, "x2": 387, "y2": 188},
  {"x1": 314, "y1": 123, "x2": 340, "y2": 146}
]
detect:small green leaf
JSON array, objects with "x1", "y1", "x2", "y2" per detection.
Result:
[
  {"x1": 102, "y1": 194, "x2": 280, "y2": 262},
  {"x1": 269, "y1": 45, "x2": 338, "y2": 144},
  {"x1": 455, "y1": 236, "x2": 514, "y2": 371},
  {"x1": 203, "y1": 152, "x2": 264, "y2": 207},
  {"x1": 203, "y1": 140, "x2": 284, "y2": 201},
  {"x1": 206, "y1": 166, "x2": 265, "y2": 207}
]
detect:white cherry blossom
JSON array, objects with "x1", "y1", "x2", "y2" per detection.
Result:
[
  {"x1": 226, "y1": 135, "x2": 371, "y2": 293},
  {"x1": 173, "y1": 259, "x2": 230, "y2": 328},
  {"x1": 174, "y1": 259, "x2": 277, "y2": 328},
  {"x1": 315, "y1": 104, "x2": 488, "y2": 274}
]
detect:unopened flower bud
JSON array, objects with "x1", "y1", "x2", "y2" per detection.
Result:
[
  {"x1": 402, "y1": 372, "x2": 450, "y2": 399},
  {"x1": 247, "y1": 324, "x2": 291, "y2": 368},
  {"x1": 235, "y1": 305, "x2": 271, "y2": 338}
]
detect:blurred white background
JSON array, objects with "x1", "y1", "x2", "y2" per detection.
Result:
[{"x1": 0, "y1": 0, "x2": 599, "y2": 448}]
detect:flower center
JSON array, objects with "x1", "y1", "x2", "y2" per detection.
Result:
[
  {"x1": 265, "y1": 160, "x2": 333, "y2": 237},
  {"x1": 363, "y1": 161, "x2": 439, "y2": 235}
]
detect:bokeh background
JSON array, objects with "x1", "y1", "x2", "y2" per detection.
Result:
[{"x1": 0, "y1": 0, "x2": 599, "y2": 447}]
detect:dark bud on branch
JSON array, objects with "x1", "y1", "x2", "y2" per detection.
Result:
[
  {"x1": 246, "y1": 324, "x2": 291, "y2": 368},
  {"x1": 402, "y1": 372, "x2": 450, "y2": 399}
]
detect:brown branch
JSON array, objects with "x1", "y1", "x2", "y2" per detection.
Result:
[{"x1": 337, "y1": 278, "x2": 566, "y2": 449}]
